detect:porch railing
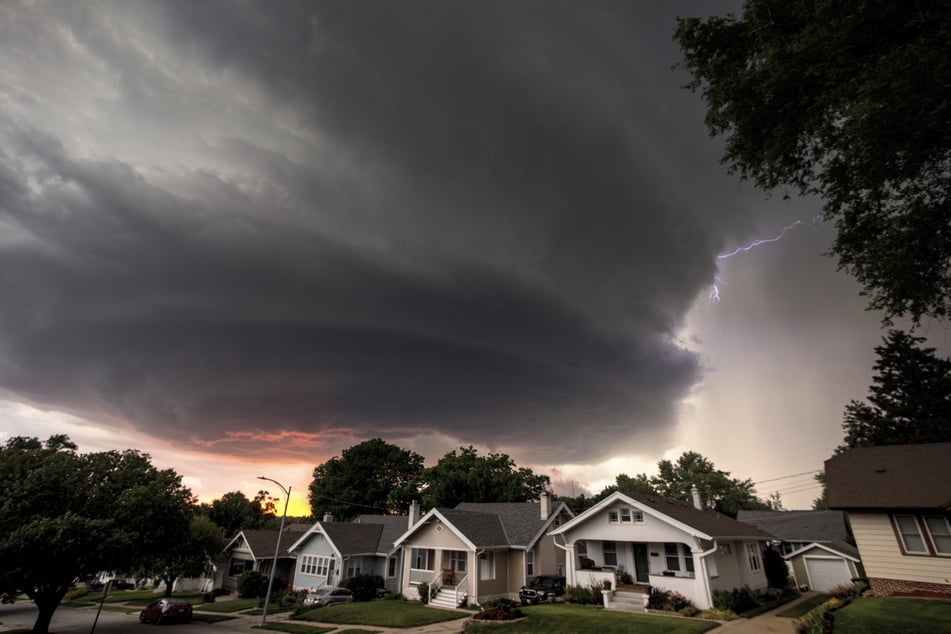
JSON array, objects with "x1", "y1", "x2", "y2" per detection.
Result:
[
  {"x1": 454, "y1": 574, "x2": 468, "y2": 607},
  {"x1": 429, "y1": 569, "x2": 442, "y2": 602}
]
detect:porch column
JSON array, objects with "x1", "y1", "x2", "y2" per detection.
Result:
[{"x1": 564, "y1": 543, "x2": 577, "y2": 585}]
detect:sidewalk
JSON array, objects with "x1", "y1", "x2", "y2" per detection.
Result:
[{"x1": 713, "y1": 591, "x2": 819, "y2": 633}]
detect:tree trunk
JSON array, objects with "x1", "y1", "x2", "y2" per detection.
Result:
[
  {"x1": 30, "y1": 588, "x2": 67, "y2": 634},
  {"x1": 163, "y1": 575, "x2": 178, "y2": 597}
]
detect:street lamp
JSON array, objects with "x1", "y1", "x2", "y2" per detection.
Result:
[{"x1": 257, "y1": 476, "x2": 291, "y2": 625}]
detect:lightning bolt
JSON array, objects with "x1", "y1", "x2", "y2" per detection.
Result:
[{"x1": 711, "y1": 214, "x2": 822, "y2": 302}]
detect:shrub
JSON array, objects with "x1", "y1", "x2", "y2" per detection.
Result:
[
  {"x1": 482, "y1": 597, "x2": 520, "y2": 610},
  {"x1": 619, "y1": 572, "x2": 634, "y2": 585},
  {"x1": 564, "y1": 585, "x2": 594, "y2": 604},
  {"x1": 698, "y1": 608, "x2": 739, "y2": 621},
  {"x1": 472, "y1": 606, "x2": 523, "y2": 621},
  {"x1": 679, "y1": 605, "x2": 701, "y2": 617},
  {"x1": 342, "y1": 574, "x2": 385, "y2": 602},
  {"x1": 713, "y1": 586, "x2": 759, "y2": 613},
  {"x1": 763, "y1": 546, "x2": 789, "y2": 589},
  {"x1": 418, "y1": 582, "x2": 430, "y2": 605},
  {"x1": 796, "y1": 601, "x2": 835, "y2": 634},
  {"x1": 385, "y1": 592, "x2": 404, "y2": 600},
  {"x1": 237, "y1": 570, "x2": 269, "y2": 598},
  {"x1": 648, "y1": 588, "x2": 694, "y2": 612}
]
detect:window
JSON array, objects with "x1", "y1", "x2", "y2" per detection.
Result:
[
  {"x1": 895, "y1": 515, "x2": 928, "y2": 553},
  {"x1": 683, "y1": 544, "x2": 694, "y2": 573},
  {"x1": 411, "y1": 548, "x2": 435, "y2": 570},
  {"x1": 664, "y1": 543, "x2": 680, "y2": 571},
  {"x1": 633, "y1": 510, "x2": 644, "y2": 523},
  {"x1": 747, "y1": 543, "x2": 761, "y2": 571},
  {"x1": 603, "y1": 541, "x2": 618, "y2": 567},
  {"x1": 924, "y1": 516, "x2": 951, "y2": 555},
  {"x1": 300, "y1": 555, "x2": 332, "y2": 577},
  {"x1": 608, "y1": 510, "x2": 619, "y2": 523},
  {"x1": 480, "y1": 552, "x2": 496, "y2": 580},
  {"x1": 526, "y1": 549, "x2": 535, "y2": 576},
  {"x1": 620, "y1": 508, "x2": 632, "y2": 523},
  {"x1": 387, "y1": 556, "x2": 398, "y2": 578},
  {"x1": 448, "y1": 551, "x2": 467, "y2": 573},
  {"x1": 228, "y1": 558, "x2": 251, "y2": 576}
]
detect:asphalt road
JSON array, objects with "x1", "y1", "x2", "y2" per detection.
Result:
[{"x1": 0, "y1": 602, "x2": 261, "y2": 633}]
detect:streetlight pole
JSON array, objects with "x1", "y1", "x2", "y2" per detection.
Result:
[{"x1": 257, "y1": 476, "x2": 291, "y2": 625}]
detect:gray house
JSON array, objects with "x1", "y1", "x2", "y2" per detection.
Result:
[{"x1": 216, "y1": 525, "x2": 310, "y2": 592}]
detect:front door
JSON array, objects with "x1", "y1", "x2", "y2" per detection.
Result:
[{"x1": 633, "y1": 544, "x2": 649, "y2": 583}]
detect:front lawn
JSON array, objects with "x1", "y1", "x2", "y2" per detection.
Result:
[
  {"x1": 778, "y1": 593, "x2": 832, "y2": 618},
  {"x1": 196, "y1": 597, "x2": 261, "y2": 612},
  {"x1": 293, "y1": 600, "x2": 467, "y2": 627},
  {"x1": 465, "y1": 604, "x2": 719, "y2": 634},
  {"x1": 832, "y1": 597, "x2": 951, "y2": 633},
  {"x1": 254, "y1": 624, "x2": 335, "y2": 633}
]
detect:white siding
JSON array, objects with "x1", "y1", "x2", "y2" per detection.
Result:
[{"x1": 849, "y1": 512, "x2": 951, "y2": 584}]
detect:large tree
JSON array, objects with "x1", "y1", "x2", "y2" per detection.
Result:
[
  {"x1": 150, "y1": 515, "x2": 223, "y2": 597},
  {"x1": 420, "y1": 446, "x2": 550, "y2": 509},
  {"x1": 676, "y1": 2, "x2": 951, "y2": 323},
  {"x1": 205, "y1": 490, "x2": 275, "y2": 536},
  {"x1": 0, "y1": 436, "x2": 195, "y2": 634},
  {"x1": 650, "y1": 452, "x2": 770, "y2": 517},
  {"x1": 309, "y1": 438, "x2": 425, "y2": 520},
  {"x1": 841, "y1": 330, "x2": 951, "y2": 449}
]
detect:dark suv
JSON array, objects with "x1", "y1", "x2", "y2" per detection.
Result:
[{"x1": 518, "y1": 575, "x2": 566, "y2": 604}]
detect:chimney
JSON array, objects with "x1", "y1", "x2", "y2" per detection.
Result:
[
  {"x1": 408, "y1": 500, "x2": 420, "y2": 529},
  {"x1": 690, "y1": 486, "x2": 703, "y2": 511},
  {"x1": 322, "y1": 512, "x2": 333, "y2": 522},
  {"x1": 540, "y1": 491, "x2": 551, "y2": 520}
]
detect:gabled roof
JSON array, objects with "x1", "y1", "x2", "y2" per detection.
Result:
[
  {"x1": 437, "y1": 508, "x2": 509, "y2": 548},
  {"x1": 826, "y1": 442, "x2": 951, "y2": 510},
  {"x1": 552, "y1": 491, "x2": 774, "y2": 541},
  {"x1": 287, "y1": 514, "x2": 410, "y2": 557},
  {"x1": 455, "y1": 501, "x2": 573, "y2": 549},
  {"x1": 736, "y1": 510, "x2": 850, "y2": 543},
  {"x1": 222, "y1": 527, "x2": 308, "y2": 561},
  {"x1": 784, "y1": 540, "x2": 861, "y2": 562}
]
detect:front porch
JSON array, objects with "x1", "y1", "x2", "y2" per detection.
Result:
[{"x1": 407, "y1": 548, "x2": 470, "y2": 608}]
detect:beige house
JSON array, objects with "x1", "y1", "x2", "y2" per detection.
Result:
[
  {"x1": 826, "y1": 442, "x2": 951, "y2": 598},
  {"x1": 393, "y1": 494, "x2": 572, "y2": 607},
  {"x1": 550, "y1": 490, "x2": 773, "y2": 609}
]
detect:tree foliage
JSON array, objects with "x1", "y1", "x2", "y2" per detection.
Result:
[
  {"x1": 309, "y1": 438, "x2": 424, "y2": 520},
  {"x1": 841, "y1": 330, "x2": 951, "y2": 449},
  {"x1": 420, "y1": 446, "x2": 550, "y2": 509},
  {"x1": 676, "y1": 1, "x2": 951, "y2": 323},
  {"x1": 152, "y1": 515, "x2": 223, "y2": 597},
  {"x1": 0, "y1": 436, "x2": 195, "y2": 634},
  {"x1": 205, "y1": 490, "x2": 274, "y2": 536}
]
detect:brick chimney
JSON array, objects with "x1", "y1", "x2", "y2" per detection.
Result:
[
  {"x1": 408, "y1": 500, "x2": 420, "y2": 529},
  {"x1": 540, "y1": 491, "x2": 551, "y2": 520},
  {"x1": 322, "y1": 512, "x2": 333, "y2": 522}
]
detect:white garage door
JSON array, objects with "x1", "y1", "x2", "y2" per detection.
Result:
[{"x1": 805, "y1": 557, "x2": 851, "y2": 591}]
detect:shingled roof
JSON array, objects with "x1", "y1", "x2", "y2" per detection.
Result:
[
  {"x1": 455, "y1": 501, "x2": 570, "y2": 547},
  {"x1": 623, "y1": 492, "x2": 775, "y2": 540},
  {"x1": 225, "y1": 527, "x2": 309, "y2": 561},
  {"x1": 826, "y1": 442, "x2": 951, "y2": 510},
  {"x1": 736, "y1": 510, "x2": 850, "y2": 543}
]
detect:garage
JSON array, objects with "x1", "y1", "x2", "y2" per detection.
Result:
[{"x1": 805, "y1": 557, "x2": 853, "y2": 591}]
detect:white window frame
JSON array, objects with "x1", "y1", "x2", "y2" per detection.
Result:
[
  {"x1": 411, "y1": 548, "x2": 435, "y2": 571},
  {"x1": 608, "y1": 510, "x2": 619, "y2": 523},
  {"x1": 603, "y1": 541, "x2": 618, "y2": 567},
  {"x1": 448, "y1": 550, "x2": 467, "y2": 573},
  {"x1": 526, "y1": 549, "x2": 535, "y2": 577},
  {"x1": 747, "y1": 542, "x2": 761, "y2": 571},
  {"x1": 684, "y1": 544, "x2": 694, "y2": 574},
  {"x1": 480, "y1": 551, "x2": 496, "y2": 580},
  {"x1": 387, "y1": 555, "x2": 398, "y2": 578},
  {"x1": 664, "y1": 543, "x2": 680, "y2": 571},
  {"x1": 620, "y1": 508, "x2": 632, "y2": 523},
  {"x1": 894, "y1": 515, "x2": 929, "y2": 554},
  {"x1": 299, "y1": 555, "x2": 316, "y2": 576},
  {"x1": 633, "y1": 510, "x2": 644, "y2": 523},
  {"x1": 923, "y1": 515, "x2": 951, "y2": 556}
]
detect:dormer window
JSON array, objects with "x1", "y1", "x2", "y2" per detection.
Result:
[
  {"x1": 620, "y1": 508, "x2": 631, "y2": 523},
  {"x1": 608, "y1": 510, "x2": 619, "y2": 523}
]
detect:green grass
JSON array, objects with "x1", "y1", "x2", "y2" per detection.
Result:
[
  {"x1": 832, "y1": 597, "x2": 951, "y2": 633},
  {"x1": 253, "y1": 624, "x2": 336, "y2": 633},
  {"x1": 333, "y1": 630, "x2": 383, "y2": 634},
  {"x1": 465, "y1": 604, "x2": 719, "y2": 634},
  {"x1": 195, "y1": 597, "x2": 262, "y2": 612},
  {"x1": 777, "y1": 593, "x2": 832, "y2": 618},
  {"x1": 737, "y1": 592, "x2": 802, "y2": 618},
  {"x1": 293, "y1": 600, "x2": 468, "y2": 627}
]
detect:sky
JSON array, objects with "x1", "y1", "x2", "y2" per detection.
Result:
[{"x1": 1, "y1": 0, "x2": 947, "y2": 515}]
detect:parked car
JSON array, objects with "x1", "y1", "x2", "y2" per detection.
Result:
[
  {"x1": 303, "y1": 586, "x2": 353, "y2": 607},
  {"x1": 139, "y1": 597, "x2": 193, "y2": 624},
  {"x1": 518, "y1": 575, "x2": 566, "y2": 605}
]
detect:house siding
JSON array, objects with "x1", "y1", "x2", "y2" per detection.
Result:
[
  {"x1": 400, "y1": 518, "x2": 471, "y2": 601},
  {"x1": 292, "y1": 531, "x2": 340, "y2": 592},
  {"x1": 478, "y1": 550, "x2": 509, "y2": 600},
  {"x1": 849, "y1": 512, "x2": 951, "y2": 594}
]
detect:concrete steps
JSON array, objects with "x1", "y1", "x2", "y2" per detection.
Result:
[
  {"x1": 429, "y1": 587, "x2": 466, "y2": 609},
  {"x1": 608, "y1": 590, "x2": 648, "y2": 612}
]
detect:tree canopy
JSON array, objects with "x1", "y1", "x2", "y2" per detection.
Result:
[
  {"x1": 419, "y1": 446, "x2": 550, "y2": 509},
  {"x1": 676, "y1": 1, "x2": 951, "y2": 323},
  {"x1": 841, "y1": 330, "x2": 951, "y2": 449},
  {"x1": 309, "y1": 438, "x2": 425, "y2": 520},
  {"x1": 205, "y1": 490, "x2": 275, "y2": 536},
  {"x1": 0, "y1": 436, "x2": 195, "y2": 634}
]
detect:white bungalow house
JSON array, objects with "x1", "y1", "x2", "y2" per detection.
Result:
[
  {"x1": 393, "y1": 493, "x2": 573, "y2": 608},
  {"x1": 549, "y1": 490, "x2": 774, "y2": 609},
  {"x1": 287, "y1": 513, "x2": 412, "y2": 594}
]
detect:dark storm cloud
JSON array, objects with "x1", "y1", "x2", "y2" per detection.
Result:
[{"x1": 0, "y1": 1, "x2": 752, "y2": 462}]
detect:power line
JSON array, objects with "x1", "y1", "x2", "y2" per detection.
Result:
[{"x1": 754, "y1": 469, "x2": 821, "y2": 485}]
